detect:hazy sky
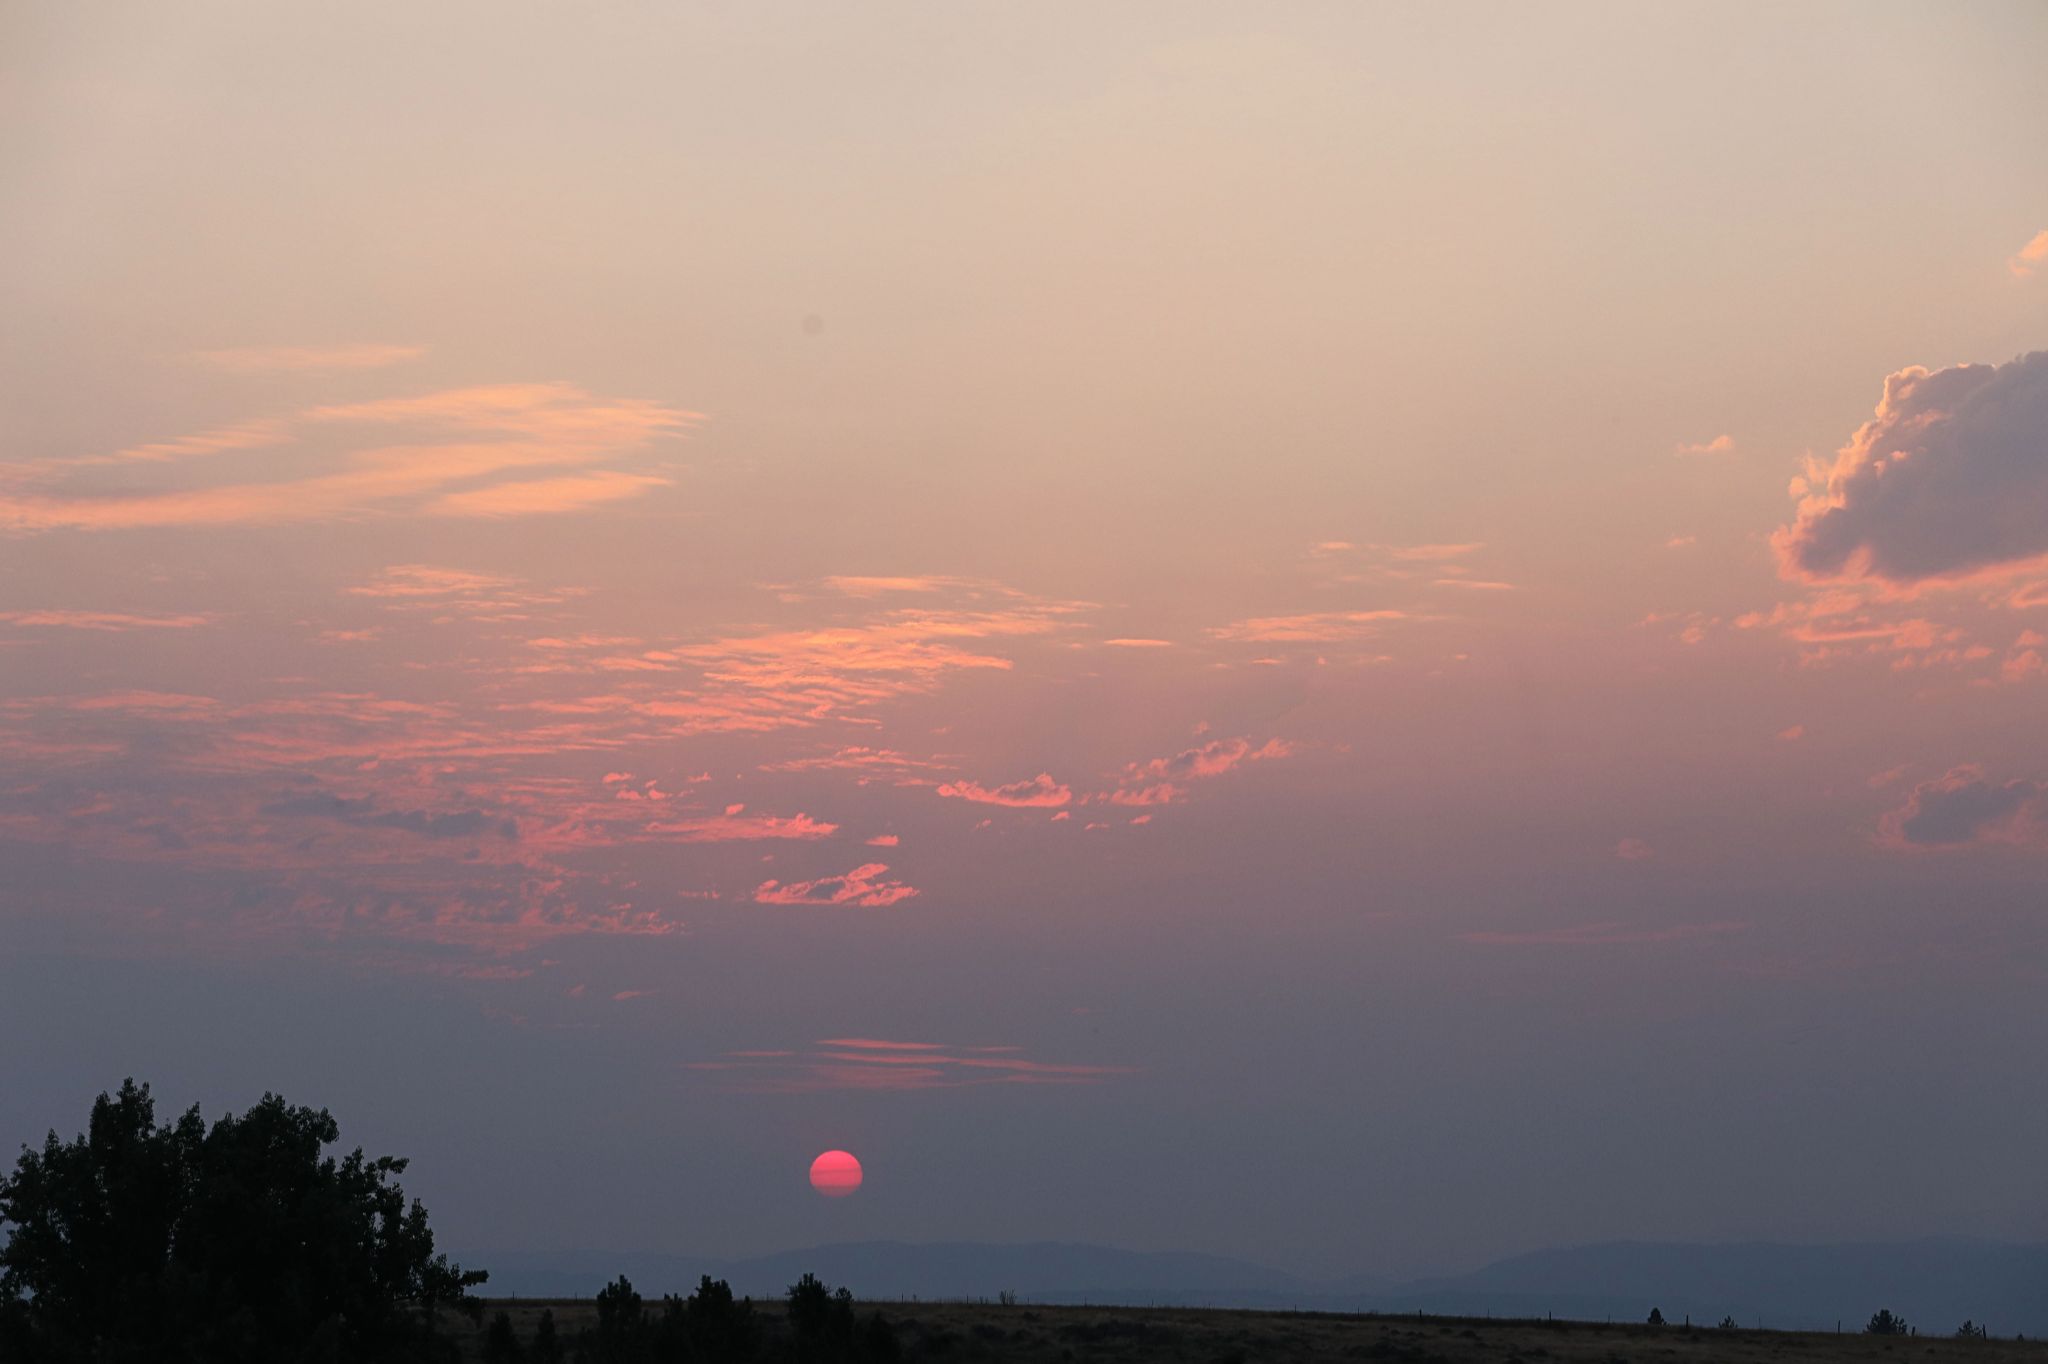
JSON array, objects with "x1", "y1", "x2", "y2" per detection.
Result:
[{"x1": 4, "y1": 1, "x2": 2047, "y2": 1280}]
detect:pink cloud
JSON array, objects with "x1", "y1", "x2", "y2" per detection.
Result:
[
  {"x1": 0, "y1": 382, "x2": 698, "y2": 531},
  {"x1": 936, "y1": 772, "x2": 1072, "y2": 807},
  {"x1": 1880, "y1": 766, "x2": 2048, "y2": 848},
  {"x1": 1383, "y1": 542, "x2": 1482, "y2": 561},
  {"x1": 1209, "y1": 610, "x2": 1408, "y2": 643},
  {"x1": 1775, "y1": 352, "x2": 2048, "y2": 587},
  {"x1": 865, "y1": 834, "x2": 900, "y2": 846},
  {"x1": 429, "y1": 471, "x2": 669, "y2": 518},
  {"x1": 645, "y1": 811, "x2": 837, "y2": 842},
  {"x1": 753, "y1": 862, "x2": 918, "y2": 907},
  {"x1": 1674, "y1": 434, "x2": 1735, "y2": 457},
  {"x1": 1613, "y1": 838, "x2": 1653, "y2": 861},
  {"x1": 1106, "y1": 736, "x2": 1293, "y2": 806},
  {"x1": 0, "y1": 610, "x2": 213, "y2": 631},
  {"x1": 2008, "y1": 229, "x2": 2048, "y2": 279}
]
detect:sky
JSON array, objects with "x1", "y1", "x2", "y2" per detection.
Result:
[{"x1": 3, "y1": 1, "x2": 2047, "y2": 1281}]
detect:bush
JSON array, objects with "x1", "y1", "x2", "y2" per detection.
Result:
[
  {"x1": 1645, "y1": 1308, "x2": 1665, "y2": 1327},
  {"x1": 1866, "y1": 1309, "x2": 1910, "y2": 1336},
  {"x1": 0, "y1": 1079, "x2": 484, "y2": 1363}
]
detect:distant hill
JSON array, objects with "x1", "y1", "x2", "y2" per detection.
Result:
[{"x1": 468, "y1": 1237, "x2": 2048, "y2": 1335}]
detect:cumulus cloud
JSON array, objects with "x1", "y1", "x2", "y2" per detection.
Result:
[
  {"x1": 753, "y1": 862, "x2": 918, "y2": 907},
  {"x1": 1775, "y1": 352, "x2": 2048, "y2": 586},
  {"x1": 935, "y1": 772, "x2": 1072, "y2": 807},
  {"x1": 1881, "y1": 766, "x2": 2047, "y2": 847},
  {"x1": 2009, "y1": 229, "x2": 2048, "y2": 280}
]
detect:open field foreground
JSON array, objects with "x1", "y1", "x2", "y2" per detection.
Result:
[{"x1": 452, "y1": 1301, "x2": 2048, "y2": 1363}]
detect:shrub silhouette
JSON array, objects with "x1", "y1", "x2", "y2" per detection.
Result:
[
  {"x1": 0, "y1": 1078, "x2": 484, "y2": 1363},
  {"x1": 1646, "y1": 1307, "x2": 1665, "y2": 1326},
  {"x1": 1956, "y1": 1320, "x2": 1989, "y2": 1339},
  {"x1": 1866, "y1": 1308, "x2": 1910, "y2": 1336}
]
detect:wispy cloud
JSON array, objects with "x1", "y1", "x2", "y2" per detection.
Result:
[
  {"x1": 1, "y1": 382, "x2": 699, "y2": 531},
  {"x1": 1208, "y1": 609, "x2": 1408, "y2": 643},
  {"x1": 0, "y1": 610, "x2": 213, "y2": 631},
  {"x1": 1675, "y1": 434, "x2": 1735, "y2": 457},
  {"x1": 691, "y1": 1036, "x2": 1126, "y2": 1091},
  {"x1": 2007, "y1": 229, "x2": 2048, "y2": 280}
]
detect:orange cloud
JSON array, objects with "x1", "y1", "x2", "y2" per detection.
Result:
[
  {"x1": 1106, "y1": 736, "x2": 1294, "y2": 807},
  {"x1": 644, "y1": 811, "x2": 837, "y2": 842},
  {"x1": 0, "y1": 610, "x2": 213, "y2": 631},
  {"x1": 0, "y1": 382, "x2": 698, "y2": 531},
  {"x1": 1208, "y1": 609, "x2": 1408, "y2": 643},
  {"x1": 1674, "y1": 434, "x2": 1735, "y2": 457},
  {"x1": 2008, "y1": 229, "x2": 2048, "y2": 279},
  {"x1": 1383, "y1": 542, "x2": 1482, "y2": 560},
  {"x1": 753, "y1": 862, "x2": 918, "y2": 907},
  {"x1": 428, "y1": 471, "x2": 669, "y2": 518},
  {"x1": 935, "y1": 772, "x2": 1072, "y2": 807}
]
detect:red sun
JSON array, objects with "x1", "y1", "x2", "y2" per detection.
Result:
[{"x1": 809, "y1": 1149, "x2": 863, "y2": 1198}]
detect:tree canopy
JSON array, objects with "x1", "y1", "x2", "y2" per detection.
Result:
[{"x1": 0, "y1": 1079, "x2": 483, "y2": 1363}]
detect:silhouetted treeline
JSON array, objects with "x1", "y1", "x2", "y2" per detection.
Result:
[
  {"x1": 0, "y1": 1080, "x2": 484, "y2": 1363},
  {"x1": 479, "y1": 1272, "x2": 900, "y2": 1364}
]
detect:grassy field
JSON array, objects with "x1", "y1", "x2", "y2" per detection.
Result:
[{"x1": 455, "y1": 1298, "x2": 2048, "y2": 1362}]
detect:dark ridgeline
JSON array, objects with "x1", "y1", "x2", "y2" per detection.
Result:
[{"x1": 0, "y1": 1079, "x2": 485, "y2": 1362}]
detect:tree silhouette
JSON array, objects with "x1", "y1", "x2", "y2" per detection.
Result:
[
  {"x1": 0, "y1": 1078, "x2": 484, "y2": 1362},
  {"x1": 1646, "y1": 1307, "x2": 1665, "y2": 1326},
  {"x1": 1866, "y1": 1309, "x2": 1911, "y2": 1336},
  {"x1": 532, "y1": 1308, "x2": 561, "y2": 1364}
]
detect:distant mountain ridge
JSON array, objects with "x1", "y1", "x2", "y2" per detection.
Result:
[{"x1": 467, "y1": 1237, "x2": 2048, "y2": 1335}]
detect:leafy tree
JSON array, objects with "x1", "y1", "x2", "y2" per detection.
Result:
[
  {"x1": 0, "y1": 1079, "x2": 484, "y2": 1363},
  {"x1": 1646, "y1": 1307, "x2": 1665, "y2": 1327},
  {"x1": 1866, "y1": 1309, "x2": 1910, "y2": 1336}
]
